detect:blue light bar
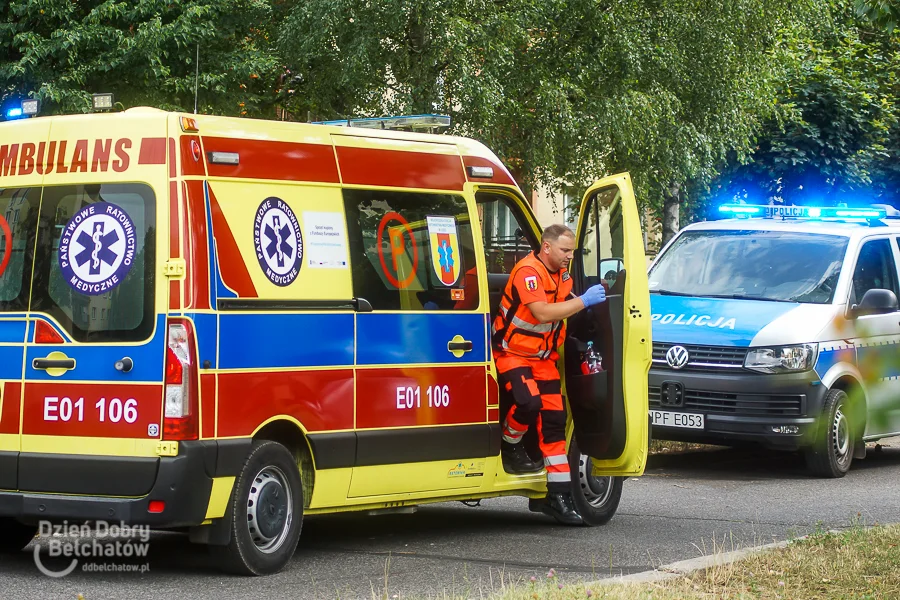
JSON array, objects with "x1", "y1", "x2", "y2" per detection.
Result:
[
  {"x1": 719, "y1": 205, "x2": 763, "y2": 215},
  {"x1": 311, "y1": 114, "x2": 451, "y2": 130},
  {"x1": 718, "y1": 204, "x2": 886, "y2": 220},
  {"x1": 5, "y1": 107, "x2": 23, "y2": 119}
]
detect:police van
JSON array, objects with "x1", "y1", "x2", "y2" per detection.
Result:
[
  {"x1": 648, "y1": 202, "x2": 900, "y2": 478},
  {"x1": 0, "y1": 107, "x2": 651, "y2": 574}
]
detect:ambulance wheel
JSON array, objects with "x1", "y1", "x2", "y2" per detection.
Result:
[
  {"x1": 0, "y1": 518, "x2": 37, "y2": 553},
  {"x1": 568, "y1": 440, "x2": 623, "y2": 526},
  {"x1": 210, "y1": 440, "x2": 303, "y2": 575},
  {"x1": 805, "y1": 388, "x2": 855, "y2": 478}
]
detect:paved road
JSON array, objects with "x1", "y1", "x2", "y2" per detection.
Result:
[{"x1": 4, "y1": 440, "x2": 900, "y2": 599}]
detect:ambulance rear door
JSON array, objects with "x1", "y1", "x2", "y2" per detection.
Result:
[
  {"x1": 564, "y1": 173, "x2": 651, "y2": 475},
  {"x1": 0, "y1": 116, "x2": 52, "y2": 491},
  {"x1": 18, "y1": 115, "x2": 170, "y2": 497}
]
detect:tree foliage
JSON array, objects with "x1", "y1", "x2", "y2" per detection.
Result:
[
  {"x1": 0, "y1": 0, "x2": 282, "y2": 117},
  {"x1": 278, "y1": 0, "x2": 802, "y2": 219},
  {"x1": 710, "y1": 1, "x2": 900, "y2": 209}
]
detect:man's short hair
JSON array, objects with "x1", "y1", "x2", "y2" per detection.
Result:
[{"x1": 542, "y1": 224, "x2": 575, "y2": 244}]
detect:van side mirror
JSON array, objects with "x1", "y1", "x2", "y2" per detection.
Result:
[{"x1": 850, "y1": 288, "x2": 899, "y2": 318}]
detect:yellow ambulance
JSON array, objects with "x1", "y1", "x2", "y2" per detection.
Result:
[{"x1": 0, "y1": 107, "x2": 651, "y2": 575}]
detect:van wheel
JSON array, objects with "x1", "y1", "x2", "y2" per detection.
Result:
[
  {"x1": 210, "y1": 440, "x2": 303, "y2": 575},
  {"x1": 568, "y1": 439, "x2": 623, "y2": 526},
  {"x1": 0, "y1": 518, "x2": 37, "y2": 553},
  {"x1": 805, "y1": 388, "x2": 854, "y2": 478}
]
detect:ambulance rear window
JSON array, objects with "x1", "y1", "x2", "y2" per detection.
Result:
[
  {"x1": 0, "y1": 187, "x2": 38, "y2": 312},
  {"x1": 30, "y1": 183, "x2": 156, "y2": 342},
  {"x1": 344, "y1": 190, "x2": 480, "y2": 311}
]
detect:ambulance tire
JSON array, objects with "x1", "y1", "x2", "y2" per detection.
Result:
[
  {"x1": 210, "y1": 440, "x2": 304, "y2": 576},
  {"x1": 568, "y1": 440, "x2": 623, "y2": 526},
  {"x1": 0, "y1": 518, "x2": 37, "y2": 553},
  {"x1": 805, "y1": 388, "x2": 855, "y2": 478}
]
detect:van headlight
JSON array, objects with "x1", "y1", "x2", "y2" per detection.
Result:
[{"x1": 744, "y1": 344, "x2": 817, "y2": 373}]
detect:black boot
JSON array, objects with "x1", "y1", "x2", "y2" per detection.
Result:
[
  {"x1": 501, "y1": 441, "x2": 542, "y2": 474},
  {"x1": 541, "y1": 492, "x2": 583, "y2": 526}
]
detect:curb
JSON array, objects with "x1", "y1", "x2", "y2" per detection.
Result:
[{"x1": 588, "y1": 538, "x2": 796, "y2": 586}]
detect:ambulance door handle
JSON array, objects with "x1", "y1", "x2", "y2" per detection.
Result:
[
  {"x1": 33, "y1": 358, "x2": 75, "y2": 370},
  {"x1": 448, "y1": 340, "x2": 473, "y2": 351}
]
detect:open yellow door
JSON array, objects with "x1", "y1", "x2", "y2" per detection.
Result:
[{"x1": 563, "y1": 173, "x2": 651, "y2": 476}]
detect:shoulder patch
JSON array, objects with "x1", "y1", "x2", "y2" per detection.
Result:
[{"x1": 524, "y1": 275, "x2": 538, "y2": 292}]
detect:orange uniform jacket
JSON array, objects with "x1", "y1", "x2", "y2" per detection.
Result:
[{"x1": 491, "y1": 251, "x2": 574, "y2": 361}]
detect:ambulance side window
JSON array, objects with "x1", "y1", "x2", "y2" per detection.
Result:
[
  {"x1": 476, "y1": 195, "x2": 535, "y2": 275},
  {"x1": 343, "y1": 189, "x2": 480, "y2": 311},
  {"x1": 850, "y1": 238, "x2": 900, "y2": 304}
]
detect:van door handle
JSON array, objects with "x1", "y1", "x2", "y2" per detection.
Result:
[
  {"x1": 448, "y1": 340, "x2": 473, "y2": 351},
  {"x1": 33, "y1": 358, "x2": 76, "y2": 370}
]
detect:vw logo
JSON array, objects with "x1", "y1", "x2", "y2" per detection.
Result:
[{"x1": 665, "y1": 345, "x2": 690, "y2": 369}]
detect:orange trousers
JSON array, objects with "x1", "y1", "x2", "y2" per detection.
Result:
[{"x1": 496, "y1": 354, "x2": 570, "y2": 492}]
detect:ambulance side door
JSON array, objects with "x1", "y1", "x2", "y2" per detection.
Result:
[{"x1": 564, "y1": 173, "x2": 651, "y2": 475}]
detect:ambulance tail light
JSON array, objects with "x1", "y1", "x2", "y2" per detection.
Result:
[{"x1": 164, "y1": 319, "x2": 199, "y2": 440}]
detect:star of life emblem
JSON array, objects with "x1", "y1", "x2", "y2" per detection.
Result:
[
  {"x1": 58, "y1": 202, "x2": 137, "y2": 296},
  {"x1": 254, "y1": 197, "x2": 303, "y2": 287}
]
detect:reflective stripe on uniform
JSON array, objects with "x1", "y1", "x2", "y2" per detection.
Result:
[
  {"x1": 546, "y1": 472, "x2": 571, "y2": 483},
  {"x1": 543, "y1": 455, "x2": 568, "y2": 467}
]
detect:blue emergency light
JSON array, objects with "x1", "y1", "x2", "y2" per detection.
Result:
[
  {"x1": 3, "y1": 98, "x2": 40, "y2": 120},
  {"x1": 718, "y1": 203, "x2": 887, "y2": 221}
]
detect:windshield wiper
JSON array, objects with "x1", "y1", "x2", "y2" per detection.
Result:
[
  {"x1": 700, "y1": 294, "x2": 791, "y2": 303},
  {"x1": 650, "y1": 289, "x2": 695, "y2": 296}
]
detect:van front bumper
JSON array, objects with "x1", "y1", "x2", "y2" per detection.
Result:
[
  {"x1": 0, "y1": 439, "x2": 250, "y2": 528},
  {"x1": 648, "y1": 368, "x2": 828, "y2": 450}
]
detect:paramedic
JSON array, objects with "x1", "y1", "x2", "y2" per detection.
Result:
[{"x1": 491, "y1": 224, "x2": 607, "y2": 525}]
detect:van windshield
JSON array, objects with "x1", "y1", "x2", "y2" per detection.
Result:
[{"x1": 648, "y1": 230, "x2": 849, "y2": 304}]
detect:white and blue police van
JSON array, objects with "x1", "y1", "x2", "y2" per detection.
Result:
[{"x1": 647, "y1": 203, "x2": 900, "y2": 477}]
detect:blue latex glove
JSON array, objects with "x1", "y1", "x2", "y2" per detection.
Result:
[{"x1": 580, "y1": 283, "x2": 607, "y2": 307}]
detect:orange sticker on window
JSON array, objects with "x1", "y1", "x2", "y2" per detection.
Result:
[{"x1": 451, "y1": 289, "x2": 465, "y2": 301}]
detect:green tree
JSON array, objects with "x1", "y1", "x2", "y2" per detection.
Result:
[
  {"x1": 710, "y1": 1, "x2": 900, "y2": 209},
  {"x1": 856, "y1": 0, "x2": 900, "y2": 32},
  {"x1": 0, "y1": 0, "x2": 282, "y2": 117},
  {"x1": 278, "y1": 0, "x2": 805, "y2": 246}
]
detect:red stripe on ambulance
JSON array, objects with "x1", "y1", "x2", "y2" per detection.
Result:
[
  {"x1": 22, "y1": 383, "x2": 162, "y2": 438},
  {"x1": 336, "y1": 146, "x2": 466, "y2": 190},
  {"x1": 0, "y1": 382, "x2": 20, "y2": 435},
  {"x1": 168, "y1": 179, "x2": 182, "y2": 310},
  {"x1": 355, "y1": 366, "x2": 485, "y2": 429},
  {"x1": 207, "y1": 184, "x2": 257, "y2": 297},
  {"x1": 183, "y1": 180, "x2": 211, "y2": 310},
  {"x1": 216, "y1": 370, "x2": 353, "y2": 437},
  {"x1": 200, "y1": 373, "x2": 216, "y2": 439},
  {"x1": 138, "y1": 137, "x2": 166, "y2": 165},
  {"x1": 203, "y1": 137, "x2": 340, "y2": 183},
  {"x1": 462, "y1": 155, "x2": 517, "y2": 185}
]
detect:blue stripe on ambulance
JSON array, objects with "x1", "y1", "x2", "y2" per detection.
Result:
[
  {"x1": 0, "y1": 318, "x2": 27, "y2": 344},
  {"x1": 218, "y1": 313, "x2": 354, "y2": 369},
  {"x1": 24, "y1": 315, "x2": 166, "y2": 382},
  {"x1": 649, "y1": 295, "x2": 800, "y2": 346},
  {"x1": 0, "y1": 346, "x2": 24, "y2": 379},
  {"x1": 858, "y1": 342, "x2": 900, "y2": 379},
  {"x1": 186, "y1": 312, "x2": 218, "y2": 370},
  {"x1": 356, "y1": 313, "x2": 487, "y2": 365},
  {"x1": 204, "y1": 182, "x2": 237, "y2": 303}
]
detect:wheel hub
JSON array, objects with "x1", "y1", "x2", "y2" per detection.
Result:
[
  {"x1": 578, "y1": 454, "x2": 613, "y2": 508},
  {"x1": 246, "y1": 466, "x2": 293, "y2": 554},
  {"x1": 832, "y1": 407, "x2": 850, "y2": 460}
]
